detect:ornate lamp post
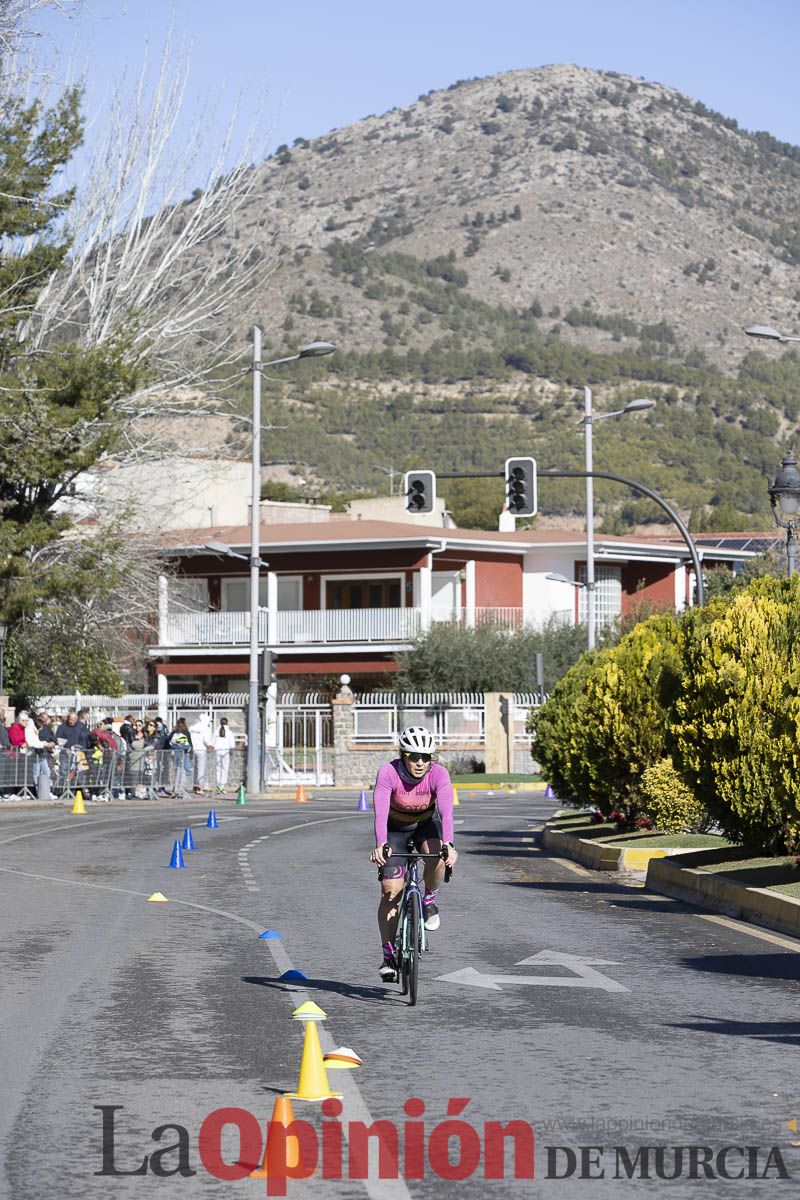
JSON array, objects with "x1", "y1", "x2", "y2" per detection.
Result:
[{"x1": 768, "y1": 451, "x2": 800, "y2": 576}]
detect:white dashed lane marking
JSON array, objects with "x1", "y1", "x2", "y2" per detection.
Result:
[{"x1": 236, "y1": 815, "x2": 360, "y2": 892}]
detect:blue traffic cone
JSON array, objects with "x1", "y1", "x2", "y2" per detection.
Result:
[
  {"x1": 206, "y1": 809, "x2": 219, "y2": 828},
  {"x1": 258, "y1": 929, "x2": 283, "y2": 940},
  {"x1": 357, "y1": 789, "x2": 369, "y2": 812},
  {"x1": 168, "y1": 840, "x2": 187, "y2": 868},
  {"x1": 545, "y1": 783, "x2": 556, "y2": 799},
  {"x1": 280, "y1": 969, "x2": 308, "y2": 981},
  {"x1": 181, "y1": 827, "x2": 196, "y2": 851}
]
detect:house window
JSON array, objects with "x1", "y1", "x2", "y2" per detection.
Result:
[
  {"x1": 221, "y1": 576, "x2": 303, "y2": 611},
  {"x1": 278, "y1": 577, "x2": 302, "y2": 611},
  {"x1": 577, "y1": 565, "x2": 622, "y2": 626},
  {"x1": 325, "y1": 578, "x2": 402, "y2": 610},
  {"x1": 221, "y1": 577, "x2": 268, "y2": 611}
]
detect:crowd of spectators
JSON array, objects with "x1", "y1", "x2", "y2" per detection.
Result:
[{"x1": 0, "y1": 708, "x2": 243, "y2": 801}]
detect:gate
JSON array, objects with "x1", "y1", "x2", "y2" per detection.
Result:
[{"x1": 265, "y1": 696, "x2": 333, "y2": 785}]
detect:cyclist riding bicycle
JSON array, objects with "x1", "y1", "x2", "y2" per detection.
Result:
[{"x1": 370, "y1": 725, "x2": 458, "y2": 982}]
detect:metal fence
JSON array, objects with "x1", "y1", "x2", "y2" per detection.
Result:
[
  {"x1": 0, "y1": 746, "x2": 247, "y2": 802},
  {"x1": 352, "y1": 692, "x2": 541, "y2": 746}
]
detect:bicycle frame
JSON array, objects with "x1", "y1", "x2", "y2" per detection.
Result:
[{"x1": 380, "y1": 842, "x2": 450, "y2": 1004}]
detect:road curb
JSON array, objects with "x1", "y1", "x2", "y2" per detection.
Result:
[
  {"x1": 542, "y1": 824, "x2": 800, "y2": 940},
  {"x1": 542, "y1": 824, "x2": 673, "y2": 872},
  {"x1": 646, "y1": 855, "x2": 800, "y2": 939}
]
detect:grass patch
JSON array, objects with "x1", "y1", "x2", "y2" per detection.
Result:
[
  {"x1": 695, "y1": 854, "x2": 800, "y2": 897},
  {"x1": 611, "y1": 833, "x2": 732, "y2": 849}
]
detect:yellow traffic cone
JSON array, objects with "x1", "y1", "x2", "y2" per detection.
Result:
[
  {"x1": 71, "y1": 790, "x2": 86, "y2": 815},
  {"x1": 250, "y1": 1095, "x2": 314, "y2": 1179},
  {"x1": 452, "y1": 786, "x2": 460, "y2": 807},
  {"x1": 287, "y1": 1019, "x2": 341, "y2": 1102},
  {"x1": 147, "y1": 892, "x2": 168, "y2": 903}
]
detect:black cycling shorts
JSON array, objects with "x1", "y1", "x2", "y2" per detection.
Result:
[{"x1": 379, "y1": 811, "x2": 442, "y2": 880}]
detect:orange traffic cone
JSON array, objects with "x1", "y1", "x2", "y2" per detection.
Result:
[
  {"x1": 294, "y1": 783, "x2": 309, "y2": 804},
  {"x1": 288, "y1": 1019, "x2": 341, "y2": 1102},
  {"x1": 249, "y1": 1095, "x2": 314, "y2": 1179}
]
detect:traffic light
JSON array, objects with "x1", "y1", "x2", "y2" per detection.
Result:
[
  {"x1": 404, "y1": 470, "x2": 436, "y2": 514},
  {"x1": 258, "y1": 649, "x2": 278, "y2": 698},
  {"x1": 504, "y1": 457, "x2": 537, "y2": 517}
]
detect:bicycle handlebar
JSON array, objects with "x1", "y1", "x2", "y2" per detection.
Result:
[{"x1": 377, "y1": 844, "x2": 453, "y2": 882}]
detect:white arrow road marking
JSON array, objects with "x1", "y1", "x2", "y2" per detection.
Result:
[{"x1": 437, "y1": 950, "x2": 630, "y2": 992}]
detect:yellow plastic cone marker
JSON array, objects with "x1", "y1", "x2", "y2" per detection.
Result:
[
  {"x1": 291, "y1": 1000, "x2": 326, "y2": 1021},
  {"x1": 287, "y1": 1019, "x2": 341, "y2": 1102},
  {"x1": 147, "y1": 892, "x2": 168, "y2": 903},
  {"x1": 71, "y1": 790, "x2": 86, "y2": 815},
  {"x1": 452, "y1": 786, "x2": 460, "y2": 807},
  {"x1": 250, "y1": 1095, "x2": 314, "y2": 1179},
  {"x1": 323, "y1": 1046, "x2": 362, "y2": 1070}
]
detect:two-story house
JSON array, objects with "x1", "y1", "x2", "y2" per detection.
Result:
[{"x1": 149, "y1": 516, "x2": 752, "y2": 702}]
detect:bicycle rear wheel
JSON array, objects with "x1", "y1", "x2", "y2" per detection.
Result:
[{"x1": 408, "y1": 893, "x2": 420, "y2": 1006}]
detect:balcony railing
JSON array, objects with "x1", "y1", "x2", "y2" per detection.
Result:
[{"x1": 159, "y1": 606, "x2": 534, "y2": 648}]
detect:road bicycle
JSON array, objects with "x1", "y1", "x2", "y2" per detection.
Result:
[{"x1": 379, "y1": 840, "x2": 451, "y2": 1006}]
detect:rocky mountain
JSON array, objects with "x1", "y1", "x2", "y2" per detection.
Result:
[{"x1": 192, "y1": 65, "x2": 800, "y2": 529}]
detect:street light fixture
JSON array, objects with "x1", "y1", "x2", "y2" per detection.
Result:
[
  {"x1": 372, "y1": 464, "x2": 397, "y2": 496},
  {"x1": 768, "y1": 452, "x2": 800, "y2": 576},
  {"x1": 545, "y1": 573, "x2": 586, "y2": 587},
  {"x1": 745, "y1": 325, "x2": 800, "y2": 344},
  {"x1": 240, "y1": 328, "x2": 336, "y2": 793},
  {"x1": 579, "y1": 388, "x2": 656, "y2": 650}
]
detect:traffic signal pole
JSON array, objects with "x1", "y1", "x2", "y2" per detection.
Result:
[{"x1": 432, "y1": 468, "x2": 705, "y2": 606}]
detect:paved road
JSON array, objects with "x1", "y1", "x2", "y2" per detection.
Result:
[{"x1": 1, "y1": 791, "x2": 798, "y2": 1198}]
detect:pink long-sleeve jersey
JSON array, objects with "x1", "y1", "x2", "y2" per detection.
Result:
[{"x1": 372, "y1": 759, "x2": 454, "y2": 845}]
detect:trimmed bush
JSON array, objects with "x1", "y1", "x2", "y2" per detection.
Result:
[
  {"x1": 640, "y1": 758, "x2": 710, "y2": 833},
  {"x1": 670, "y1": 576, "x2": 800, "y2": 853},
  {"x1": 532, "y1": 612, "x2": 681, "y2": 819}
]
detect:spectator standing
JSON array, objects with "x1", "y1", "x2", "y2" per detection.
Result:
[
  {"x1": 166, "y1": 718, "x2": 192, "y2": 798},
  {"x1": 213, "y1": 718, "x2": 237, "y2": 793},
  {"x1": 55, "y1": 709, "x2": 91, "y2": 792},
  {"x1": 189, "y1": 713, "x2": 213, "y2": 794},
  {"x1": 118, "y1": 714, "x2": 135, "y2": 748},
  {"x1": 0, "y1": 711, "x2": 11, "y2": 750},
  {"x1": 8, "y1": 712, "x2": 28, "y2": 748},
  {"x1": 27, "y1": 714, "x2": 56, "y2": 799}
]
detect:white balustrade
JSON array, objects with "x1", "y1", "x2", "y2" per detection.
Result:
[
  {"x1": 161, "y1": 607, "x2": 423, "y2": 646},
  {"x1": 160, "y1": 607, "x2": 529, "y2": 647}
]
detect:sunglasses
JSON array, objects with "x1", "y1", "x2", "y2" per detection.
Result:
[{"x1": 404, "y1": 752, "x2": 431, "y2": 763}]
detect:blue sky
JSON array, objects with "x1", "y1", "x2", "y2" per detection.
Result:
[{"x1": 35, "y1": 0, "x2": 800, "y2": 182}]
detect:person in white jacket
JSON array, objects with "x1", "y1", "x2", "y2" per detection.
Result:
[
  {"x1": 26, "y1": 713, "x2": 56, "y2": 798},
  {"x1": 189, "y1": 714, "x2": 214, "y2": 794},
  {"x1": 213, "y1": 718, "x2": 237, "y2": 792}
]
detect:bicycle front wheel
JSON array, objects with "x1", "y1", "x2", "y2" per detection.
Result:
[{"x1": 408, "y1": 893, "x2": 420, "y2": 1006}]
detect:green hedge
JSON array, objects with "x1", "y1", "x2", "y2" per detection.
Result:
[{"x1": 532, "y1": 576, "x2": 800, "y2": 853}]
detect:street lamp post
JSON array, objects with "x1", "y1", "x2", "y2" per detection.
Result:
[
  {"x1": 580, "y1": 389, "x2": 656, "y2": 649},
  {"x1": 372, "y1": 464, "x2": 396, "y2": 496},
  {"x1": 0, "y1": 620, "x2": 7, "y2": 695},
  {"x1": 767, "y1": 452, "x2": 800, "y2": 576},
  {"x1": 237, "y1": 330, "x2": 335, "y2": 793},
  {"x1": 745, "y1": 325, "x2": 800, "y2": 579}
]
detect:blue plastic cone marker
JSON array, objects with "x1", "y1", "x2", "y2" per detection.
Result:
[
  {"x1": 545, "y1": 783, "x2": 556, "y2": 799},
  {"x1": 168, "y1": 840, "x2": 187, "y2": 869},
  {"x1": 206, "y1": 809, "x2": 219, "y2": 828},
  {"x1": 181, "y1": 827, "x2": 196, "y2": 851},
  {"x1": 259, "y1": 929, "x2": 283, "y2": 940},
  {"x1": 280, "y1": 969, "x2": 308, "y2": 981},
  {"x1": 357, "y1": 789, "x2": 369, "y2": 812}
]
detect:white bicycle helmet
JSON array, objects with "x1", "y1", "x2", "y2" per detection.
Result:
[{"x1": 398, "y1": 725, "x2": 436, "y2": 754}]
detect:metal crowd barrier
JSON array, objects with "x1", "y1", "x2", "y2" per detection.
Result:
[{"x1": 0, "y1": 745, "x2": 247, "y2": 801}]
